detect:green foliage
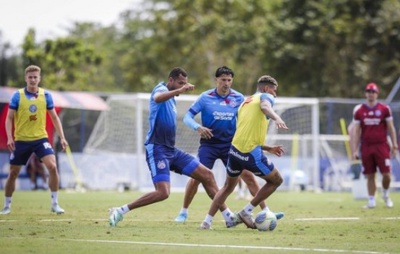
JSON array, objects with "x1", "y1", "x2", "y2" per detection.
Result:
[
  {"x1": 0, "y1": 191, "x2": 399, "y2": 253},
  {"x1": 1, "y1": 0, "x2": 399, "y2": 97}
]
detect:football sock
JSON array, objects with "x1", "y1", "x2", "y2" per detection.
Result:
[
  {"x1": 382, "y1": 188, "x2": 389, "y2": 198},
  {"x1": 180, "y1": 208, "x2": 188, "y2": 214},
  {"x1": 221, "y1": 208, "x2": 234, "y2": 222},
  {"x1": 4, "y1": 197, "x2": 11, "y2": 208},
  {"x1": 204, "y1": 214, "x2": 213, "y2": 225},
  {"x1": 118, "y1": 205, "x2": 130, "y2": 214},
  {"x1": 51, "y1": 192, "x2": 58, "y2": 205},
  {"x1": 243, "y1": 203, "x2": 255, "y2": 214}
]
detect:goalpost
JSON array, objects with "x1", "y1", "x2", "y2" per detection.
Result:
[{"x1": 79, "y1": 94, "x2": 321, "y2": 191}]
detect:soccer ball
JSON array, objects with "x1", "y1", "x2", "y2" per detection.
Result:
[{"x1": 254, "y1": 210, "x2": 277, "y2": 231}]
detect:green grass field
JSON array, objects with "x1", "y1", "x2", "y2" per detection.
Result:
[{"x1": 0, "y1": 190, "x2": 399, "y2": 254}]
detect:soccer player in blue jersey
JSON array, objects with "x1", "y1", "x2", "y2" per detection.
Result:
[
  {"x1": 174, "y1": 66, "x2": 283, "y2": 225},
  {"x1": 109, "y1": 67, "x2": 237, "y2": 227},
  {"x1": 200, "y1": 75, "x2": 288, "y2": 229},
  {"x1": 1, "y1": 65, "x2": 68, "y2": 215}
]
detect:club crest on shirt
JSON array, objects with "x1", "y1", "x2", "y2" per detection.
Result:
[
  {"x1": 375, "y1": 110, "x2": 382, "y2": 116},
  {"x1": 157, "y1": 160, "x2": 166, "y2": 169},
  {"x1": 29, "y1": 104, "x2": 38, "y2": 113}
]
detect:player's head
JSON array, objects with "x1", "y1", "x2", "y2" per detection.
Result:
[
  {"x1": 25, "y1": 65, "x2": 41, "y2": 75},
  {"x1": 257, "y1": 75, "x2": 278, "y2": 97},
  {"x1": 215, "y1": 66, "x2": 234, "y2": 94},
  {"x1": 168, "y1": 67, "x2": 188, "y2": 90},
  {"x1": 215, "y1": 66, "x2": 234, "y2": 78},
  {"x1": 24, "y1": 65, "x2": 41, "y2": 87},
  {"x1": 365, "y1": 83, "x2": 379, "y2": 94},
  {"x1": 168, "y1": 67, "x2": 187, "y2": 80}
]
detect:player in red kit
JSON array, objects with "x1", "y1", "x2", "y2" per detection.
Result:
[{"x1": 351, "y1": 83, "x2": 398, "y2": 208}]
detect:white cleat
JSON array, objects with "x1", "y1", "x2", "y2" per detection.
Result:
[
  {"x1": 51, "y1": 204, "x2": 65, "y2": 214},
  {"x1": 0, "y1": 207, "x2": 11, "y2": 215}
]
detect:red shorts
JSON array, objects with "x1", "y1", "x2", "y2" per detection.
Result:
[{"x1": 360, "y1": 143, "x2": 391, "y2": 174}]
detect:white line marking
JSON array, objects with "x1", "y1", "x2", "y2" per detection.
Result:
[
  {"x1": 39, "y1": 219, "x2": 75, "y2": 222},
  {"x1": 63, "y1": 238, "x2": 389, "y2": 254},
  {"x1": 295, "y1": 217, "x2": 360, "y2": 221}
]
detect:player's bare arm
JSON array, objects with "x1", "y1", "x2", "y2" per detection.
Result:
[
  {"x1": 5, "y1": 108, "x2": 16, "y2": 152},
  {"x1": 197, "y1": 126, "x2": 213, "y2": 139},
  {"x1": 260, "y1": 100, "x2": 288, "y2": 130},
  {"x1": 261, "y1": 145, "x2": 284, "y2": 157}
]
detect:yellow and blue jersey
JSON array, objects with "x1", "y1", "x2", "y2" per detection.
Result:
[
  {"x1": 9, "y1": 88, "x2": 54, "y2": 141},
  {"x1": 232, "y1": 92, "x2": 275, "y2": 153}
]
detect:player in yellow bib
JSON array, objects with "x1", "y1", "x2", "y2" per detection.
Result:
[
  {"x1": 200, "y1": 75, "x2": 288, "y2": 229},
  {"x1": 0, "y1": 65, "x2": 68, "y2": 215}
]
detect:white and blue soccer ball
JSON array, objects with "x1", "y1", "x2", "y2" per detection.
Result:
[{"x1": 254, "y1": 210, "x2": 277, "y2": 231}]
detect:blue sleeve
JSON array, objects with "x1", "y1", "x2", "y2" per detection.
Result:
[
  {"x1": 260, "y1": 93, "x2": 275, "y2": 107},
  {"x1": 8, "y1": 91, "x2": 20, "y2": 110},
  {"x1": 45, "y1": 91, "x2": 54, "y2": 109},
  {"x1": 183, "y1": 111, "x2": 201, "y2": 131}
]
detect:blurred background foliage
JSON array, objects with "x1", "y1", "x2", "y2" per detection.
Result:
[{"x1": 0, "y1": 0, "x2": 399, "y2": 98}]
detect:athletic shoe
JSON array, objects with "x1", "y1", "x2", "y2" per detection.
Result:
[
  {"x1": 237, "y1": 210, "x2": 256, "y2": 229},
  {"x1": 51, "y1": 204, "x2": 65, "y2": 214},
  {"x1": 226, "y1": 212, "x2": 243, "y2": 228},
  {"x1": 199, "y1": 221, "x2": 211, "y2": 230},
  {"x1": 109, "y1": 207, "x2": 123, "y2": 227},
  {"x1": 363, "y1": 200, "x2": 376, "y2": 209},
  {"x1": 0, "y1": 207, "x2": 10, "y2": 215},
  {"x1": 383, "y1": 197, "x2": 394, "y2": 208},
  {"x1": 174, "y1": 213, "x2": 187, "y2": 223},
  {"x1": 275, "y1": 212, "x2": 285, "y2": 220}
]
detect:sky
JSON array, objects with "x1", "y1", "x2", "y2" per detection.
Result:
[{"x1": 0, "y1": 0, "x2": 140, "y2": 47}]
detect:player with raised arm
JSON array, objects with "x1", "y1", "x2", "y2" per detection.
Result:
[
  {"x1": 108, "y1": 67, "x2": 237, "y2": 227},
  {"x1": 200, "y1": 75, "x2": 288, "y2": 229},
  {"x1": 174, "y1": 66, "x2": 283, "y2": 225}
]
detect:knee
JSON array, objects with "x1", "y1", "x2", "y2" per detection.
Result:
[{"x1": 157, "y1": 190, "x2": 170, "y2": 201}]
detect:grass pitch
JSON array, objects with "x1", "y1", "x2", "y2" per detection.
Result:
[{"x1": 0, "y1": 190, "x2": 399, "y2": 254}]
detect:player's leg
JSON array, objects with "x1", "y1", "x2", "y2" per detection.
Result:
[
  {"x1": 1, "y1": 165, "x2": 23, "y2": 215},
  {"x1": 175, "y1": 144, "x2": 217, "y2": 222},
  {"x1": 41, "y1": 154, "x2": 64, "y2": 214},
  {"x1": 240, "y1": 170, "x2": 266, "y2": 208},
  {"x1": 175, "y1": 178, "x2": 200, "y2": 222},
  {"x1": 376, "y1": 144, "x2": 393, "y2": 208},
  {"x1": 199, "y1": 174, "x2": 240, "y2": 229}
]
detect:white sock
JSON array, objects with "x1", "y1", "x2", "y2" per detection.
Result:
[
  {"x1": 118, "y1": 205, "x2": 130, "y2": 214},
  {"x1": 263, "y1": 206, "x2": 270, "y2": 211},
  {"x1": 382, "y1": 188, "x2": 389, "y2": 198},
  {"x1": 180, "y1": 208, "x2": 188, "y2": 214},
  {"x1": 51, "y1": 192, "x2": 58, "y2": 205},
  {"x1": 243, "y1": 203, "x2": 255, "y2": 214},
  {"x1": 221, "y1": 208, "x2": 234, "y2": 222},
  {"x1": 204, "y1": 214, "x2": 213, "y2": 225},
  {"x1": 4, "y1": 197, "x2": 11, "y2": 208}
]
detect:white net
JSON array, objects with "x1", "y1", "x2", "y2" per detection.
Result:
[{"x1": 78, "y1": 94, "x2": 322, "y2": 191}]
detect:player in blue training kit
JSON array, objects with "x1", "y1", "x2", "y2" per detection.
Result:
[
  {"x1": 174, "y1": 66, "x2": 284, "y2": 225},
  {"x1": 200, "y1": 75, "x2": 288, "y2": 230},
  {"x1": 108, "y1": 67, "x2": 237, "y2": 227}
]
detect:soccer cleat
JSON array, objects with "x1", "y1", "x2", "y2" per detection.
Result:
[
  {"x1": 275, "y1": 212, "x2": 285, "y2": 220},
  {"x1": 237, "y1": 210, "x2": 256, "y2": 229},
  {"x1": 383, "y1": 197, "x2": 394, "y2": 208},
  {"x1": 51, "y1": 204, "x2": 65, "y2": 214},
  {"x1": 109, "y1": 207, "x2": 123, "y2": 227},
  {"x1": 226, "y1": 213, "x2": 243, "y2": 228},
  {"x1": 0, "y1": 207, "x2": 11, "y2": 215},
  {"x1": 174, "y1": 213, "x2": 188, "y2": 223},
  {"x1": 363, "y1": 200, "x2": 376, "y2": 209},
  {"x1": 199, "y1": 221, "x2": 212, "y2": 230}
]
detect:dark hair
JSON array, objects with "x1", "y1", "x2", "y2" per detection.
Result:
[
  {"x1": 169, "y1": 67, "x2": 187, "y2": 79},
  {"x1": 215, "y1": 66, "x2": 234, "y2": 78},
  {"x1": 257, "y1": 75, "x2": 278, "y2": 86}
]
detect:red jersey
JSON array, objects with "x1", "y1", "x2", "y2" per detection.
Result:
[{"x1": 353, "y1": 102, "x2": 393, "y2": 145}]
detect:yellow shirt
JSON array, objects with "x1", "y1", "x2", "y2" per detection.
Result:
[
  {"x1": 14, "y1": 88, "x2": 48, "y2": 141},
  {"x1": 232, "y1": 93, "x2": 273, "y2": 153}
]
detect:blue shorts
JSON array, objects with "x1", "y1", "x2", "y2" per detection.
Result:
[
  {"x1": 198, "y1": 142, "x2": 230, "y2": 169},
  {"x1": 145, "y1": 144, "x2": 200, "y2": 184},
  {"x1": 226, "y1": 145, "x2": 275, "y2": 177},
  {"x1": 10, "y1": 138, "x2": 55, "y2": 166}
]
